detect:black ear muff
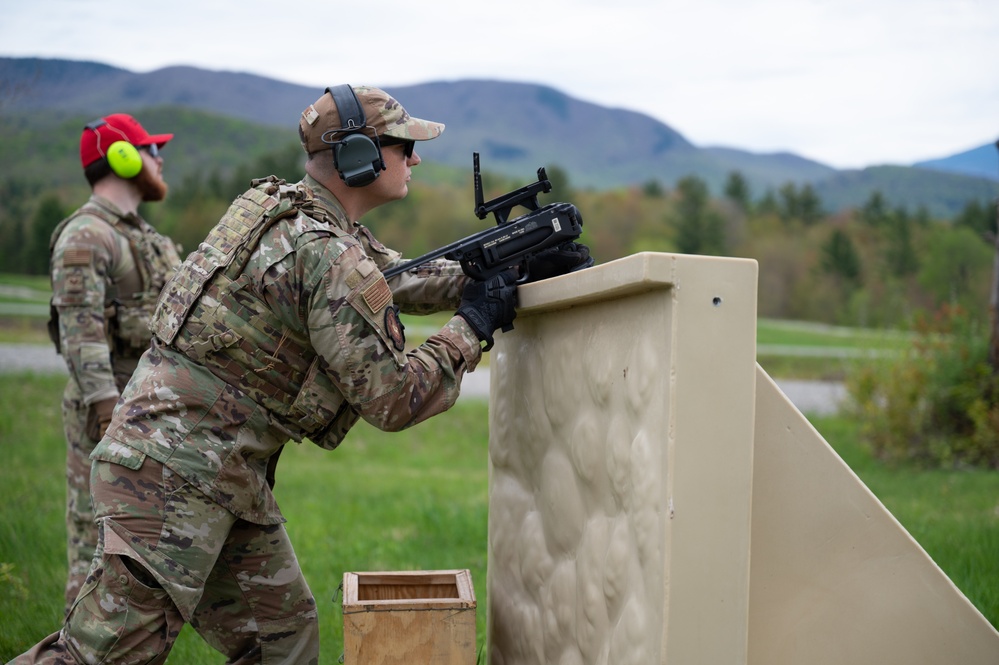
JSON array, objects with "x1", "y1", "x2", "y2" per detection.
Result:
[
  {"x1": 325, "y1": 85, "x2": 384, "y2": 187},
  {"x1": 85, "y1": 119, "x2": 143, "y2": 179},
  {"x1": 335, "y1": 133, "x2": 383, "y2": 187}
]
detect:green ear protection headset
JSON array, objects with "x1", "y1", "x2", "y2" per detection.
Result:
[{"x1": 85, "y1": 119, "x2": 144, "y2": 179}]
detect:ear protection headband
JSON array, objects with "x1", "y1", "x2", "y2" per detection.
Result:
[
  {"x1": 85, "y1": 119, "x2": 144, "y2": 179},
  {"x1": 323, "y1": 85, "x2": 384, "y2": 187}
]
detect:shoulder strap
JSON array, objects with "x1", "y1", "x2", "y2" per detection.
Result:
[
  {"x1": 152, "y1": 178, "x2": 301, "y2": 346},
  {"x1": 48, "y1": 202, "x2": 118, "y2": 253}
]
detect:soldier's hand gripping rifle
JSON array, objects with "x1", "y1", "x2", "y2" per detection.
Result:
[{"x1": 381, "y1": 153, "x2": 592, "y2": 282}]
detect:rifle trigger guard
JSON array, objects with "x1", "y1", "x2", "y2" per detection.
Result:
[{"x1": 515, "y1": 260, "x2": 531, "y2": 285}]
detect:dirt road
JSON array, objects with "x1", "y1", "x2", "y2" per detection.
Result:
[{"x1": 0, "y1": 344, "x2": 847, "y2": 415}]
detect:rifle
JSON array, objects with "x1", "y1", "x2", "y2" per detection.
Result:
[{"x1": 382, "y1": 153, "x2": 589, "y2": 282}]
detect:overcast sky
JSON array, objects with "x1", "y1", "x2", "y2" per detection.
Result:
[{"x1": 2, "y1": 0, "x2": 997, "y2": 170}]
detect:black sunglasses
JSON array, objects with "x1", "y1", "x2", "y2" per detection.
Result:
[
  {"x1": 140, "y1": 144, "x2": 161, "y2": 158},
  {"x1": 380, "y1": 137, "x2": 415, "y2": 158}
]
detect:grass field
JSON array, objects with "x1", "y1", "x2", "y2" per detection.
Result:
[
  {"x1": 0, "y1": 372, "x2": 491, "y2": 662},
  {"x1": 1, "y1": 371, "x2": 997, "y2": 662}
]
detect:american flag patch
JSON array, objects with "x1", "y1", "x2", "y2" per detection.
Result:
[
  {"x1": 63, "y1": 247, "x2": 92, "y2": 266},
  {"x1": 362, "y1": 277, "x2": 392, "y2": 314}
]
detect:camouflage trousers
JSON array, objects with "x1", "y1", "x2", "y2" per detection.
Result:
[
  {"x1": 11, "y1": 457, "x2": 319, "y2": 664},
  {"x1": 61, "y1": 380, "x2": 99, "y2": 614}
]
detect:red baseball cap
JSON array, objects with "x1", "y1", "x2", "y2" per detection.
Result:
[{"x1": 79, "y1": 113, "x2": 174, "y2": 168}]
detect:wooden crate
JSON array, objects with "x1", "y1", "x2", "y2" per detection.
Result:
[{"x1": 342, "y1": 569, "x2": 477, "y2": 664}]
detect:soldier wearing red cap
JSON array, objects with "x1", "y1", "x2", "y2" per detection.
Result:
[{"x1": 47, "y1": 113, "x2": 181, "y2": 614}]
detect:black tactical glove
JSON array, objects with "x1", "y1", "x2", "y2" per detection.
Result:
[
  {"x1": 522, "y1": 241, "x2": 594, "y2": 283},
  {"x1": 456, "y1": 270, "x2": 518, "y2": 351}
]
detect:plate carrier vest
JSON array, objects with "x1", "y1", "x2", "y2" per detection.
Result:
[{"x1": 151, "y1": 177, "x2": 359, "y2": 450}]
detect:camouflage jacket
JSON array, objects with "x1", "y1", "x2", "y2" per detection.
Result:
[
  {"x1": 95, "y1": 175, "x2": 482, "y2": 524},
  {"x1": 49, "y1": 194, "x2": 181, "y2": 402}
]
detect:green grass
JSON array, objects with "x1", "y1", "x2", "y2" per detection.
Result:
[
  {"x1": 755, "y1": 318, "x2": 915, "y2": 380},
  {"x1": 0, "y1": 274, "x2": 50, "y2": 294},
  {"x1": 0, "y1": 372, "x2": 67, "y2": 656},
  {"x1": 755, "y1": 354, "x2": 861, "y2": 381},
  {"x1": 757, "y1": 318, "x2": 913, "y2": 350},
  {"x1": 812, "y1": 415, "x2": 999, "y2": 629},
  {"x1": 0, "y1": 372, "x2": 490, "y2": 663},
  {"x1": 0, "y1": 274, "x2": 52, "y2": 343},
  {"x1": 1, "y1": 373, "x2": 996, "y2": 662}
]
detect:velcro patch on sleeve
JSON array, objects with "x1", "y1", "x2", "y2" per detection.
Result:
[
  {"x1": 362, "y1": 277, "x2": 392, "y2": 314},
  {"x1": 63, "y1": 246, "x2": 93, "y2": 267},
  {"x1": 384, "y1": 305, "x2": 406, "y2": 352},
  {"x1": 303, "y1": 104, "x2": 320, "y2": 126},
  {"x1": 65, "y1": 272, "x2": 85, "y2": 294}
]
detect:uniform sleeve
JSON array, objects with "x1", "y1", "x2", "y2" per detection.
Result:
[
  {"x1": 352, "y1": 223, "x2": 467, "y2": 314},
  {"x1": 51, "y1": 218, "x2": 123, "y2": 404},
  {"x1": 306, "y1": 242, "x2": 482, "y2": 433},
  {"x1": 385, "y1": 258, "x2": 467, "y2": 314}
]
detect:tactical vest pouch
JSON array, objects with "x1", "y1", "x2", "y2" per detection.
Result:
[
  {"x1": 309, "y1": 405, "x2": 360, "y2": 451},
  {"x1": 286, "y1": 357, "x2": 359, "y2": 450},
  {"x1": 112, "y1": 297, "x2": 158, "y2": 355}
]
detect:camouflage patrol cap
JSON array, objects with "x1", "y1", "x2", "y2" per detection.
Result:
[{"x1": 299, "y1": 85, "x2": 444, "y2": 155}]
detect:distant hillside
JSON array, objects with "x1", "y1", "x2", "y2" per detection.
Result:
[
  {"x1": 813, "y1": 165, "x2": 998, "y2": 217},
  {"x1": 1, "y1": 56, "x2": 995, "y2": 217},
  {"x1": 0, "y1": 57, "x2": 832, "y2": 191},
  {"x1": 914, "y1": 142, "x2": 999, "y2": 182},
  {"x1": 0, "y1": 58, "x2": 312, "y2": 126}
]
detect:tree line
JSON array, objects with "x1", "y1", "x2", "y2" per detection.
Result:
[
  {"x1": 3, "y1": 144, "x2": 998, "y2": 467},
  {"x1": 1, "y1": 145, "x2": 995, "y2": 331}
]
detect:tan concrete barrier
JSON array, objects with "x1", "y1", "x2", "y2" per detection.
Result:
[
  {"x1": 486, "y1": 251, "x2": 999, "y2": 664},
  {"x1": 750, "y1": 367, "x2": 999, "y2": 664},
  {"x1": 487, "y1": 252, "x2": 759, "y2": 664}
]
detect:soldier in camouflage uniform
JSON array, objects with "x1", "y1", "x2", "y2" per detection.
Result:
[
  {"x1": 47, "y1": 113, "x2": 181, "y2": 615},
  {"x1": 10, "y1": 85, "x2": 589, "y2": 664}
]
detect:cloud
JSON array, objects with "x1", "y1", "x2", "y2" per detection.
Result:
[{"x1": 2, "y1": 0, "x2": 997, "y2": 169}]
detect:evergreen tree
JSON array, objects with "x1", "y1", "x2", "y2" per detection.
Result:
[
  {"x1": 913, "y1": 204, "x2": 931, "y2": 228},
  {"x1": 778, "y1": 182, "x2": 799, "y2": 223},
  {"x1": 0, "y1": 215, "x2": 27, "y2": 274},
  {"x1": 671, "y1": 175, "x2": 725, "y2": 256},
  {"x1": 641, "y1": 179, "x2": 665, "y2": 198},
  {"x1": 884, "y1": 212, "x2": 919, "y2": 277},
  {"x1": 820, "y1": 228, "x2": 861, "y2": 286},
  {"x1": 0, "y1": 177, "x2": 41, "y2": 274},
  {"x1": 798, "y1": 184, "x2": 824, "y2": 225},
  {"x1": 26, "y1": 194, "x2": 67, "y2": 275},
  {"x1": 775, "y1": 182, "x2": 825, "y2": 225},
  {"x1": 723, "y1": 171, "x2": 750, "y2": 213},
  {"x1": 544, "y1": 164, "x2": 574, "y2": 201},
  {"x1": 859, "y1": 191, "x2": 890, "y2": 227},
  {"x1": 954, "y1": 199, "x2": 995, "y2": 240},
  {"x1": 756, "y1": 189, "x2": 779, "y2": 217}
]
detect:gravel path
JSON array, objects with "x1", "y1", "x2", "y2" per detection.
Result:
[
  {"x1": 0, "y1": 343, "x2": 69, "y2": 375},
  {"x1": 0, "y1": 344, "x2": 847, "y2": 415}
]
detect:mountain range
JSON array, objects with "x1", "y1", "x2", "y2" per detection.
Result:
[{"x1": 1, "y1": 57, "x2": 996, "y2": 218}]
